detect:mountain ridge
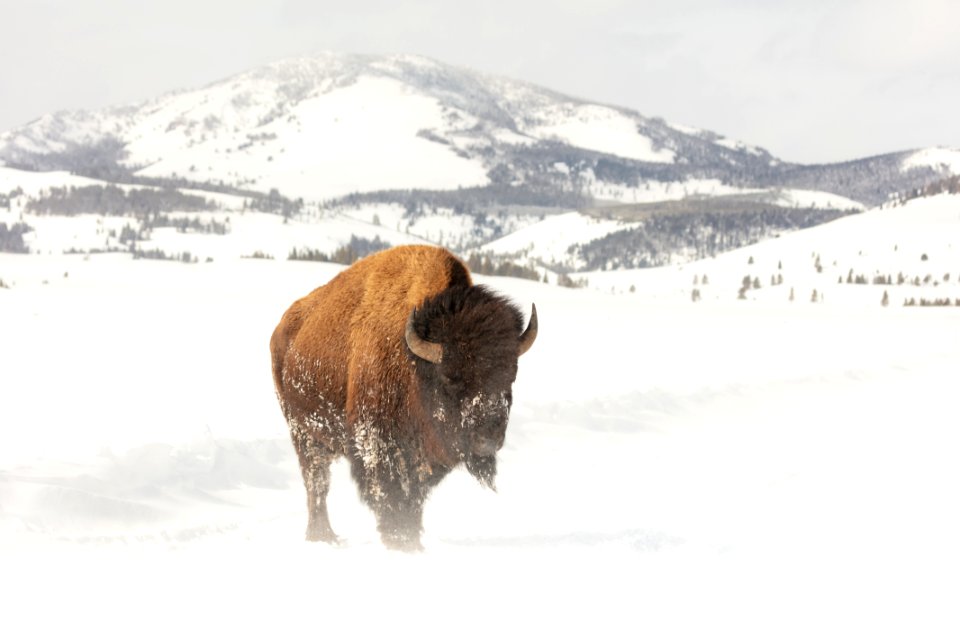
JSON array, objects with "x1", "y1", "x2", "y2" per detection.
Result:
[{"x1": 3, "y1": 51, "x2": 956, "y2": 206}]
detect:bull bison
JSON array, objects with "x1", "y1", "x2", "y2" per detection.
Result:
[{"x1": 270, "y1": 245, "x2": 537, "y2": 550}]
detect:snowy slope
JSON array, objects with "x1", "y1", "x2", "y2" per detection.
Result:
[
  {"x1": 473, "y1": 187, "x2": 866, "y2": 271},
  {"x1": 902, "y1": 147, "x2": 960, "y2": 173},
  {"x1": 128, "y1": 75, "x2": 491, "y2": 201},
  {"x1": 0, "y1": 52, "x2": 793, "y2": 205},
  {"x1": 770, "y1": 187, "x2": 865, "y2": 211},
  {"x1": 0, "y1": 165, "x2": 104, "y2": 196},
  {"x1": 1, "y1": 208, "x2": 434, "y2": 261},
  {"x1": 526, "y1": 104, "x2": 675, "y2": 162},
  {"x1": 479, "y1": 211, "x2": 637, "y2": 270},
  {"x1": 0, "y1": 165, "x2": 442, "y2": 259},
  {"x1": 582, "y1": 192, "x2": 960, "y2": 306}
]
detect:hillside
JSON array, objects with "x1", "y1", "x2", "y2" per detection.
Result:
[
  {"x1": 583, "y1": 191, "x2": 960, "y2": 308},
  {"x1": 2, "y1": 52, "x2": 960, "y2": 272}
]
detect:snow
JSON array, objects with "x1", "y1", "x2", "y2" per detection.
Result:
[
  {"x1": 480, "y1": 211, "x2": 636, "y2": 269},
  {"x1": 588, "y1": 176, "x2": 763, "y2": 203},
  {"x1": 0, "y1": 166, "x2": 103, "y2": 197},
  {"x1": 667, "y1": 121, "x2": 703, "y2": 136},
  {"x1": 713, "y1": 135, "x2": 764, "y2": 156},
  {"x1": 130, "y1": 75, "x2": 491, "y2": 201},
  {"x1": 2, "y1": 192, "x2": 960, "y2": 638},
  {"x1": 902, "y1": 147, "x2": 960, "y2": 173},
  {"x1": 583, "y1": 192, "x2": 960, "y2": 302},
  {"x1": 583, "y1": 178, "x2": 863, "y2": 210},
  {"x1": 771, "y1": 187, "x2": 865, "y2": 211},
  {"x1": 1, "y1": 208, "x2": 430, "y2": 261},
  {"x1": 525, "y1": 104, "x2": 676, "y2": 163}
]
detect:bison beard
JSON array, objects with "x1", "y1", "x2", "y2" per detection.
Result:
[
  {"x1": 466, "y1": 454, "x2": 497, "y2": 490},
  {"x1": 270, "y1": 246, "x2": 536, "y2": 551}
]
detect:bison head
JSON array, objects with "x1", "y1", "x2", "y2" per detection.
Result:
[{"x1": 406, "y1": 285, "x2": 537, "y2": 488}]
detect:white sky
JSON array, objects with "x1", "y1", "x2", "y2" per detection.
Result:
[{"x1": 1, "y1": 0, "x2": 958, "y2": 164}]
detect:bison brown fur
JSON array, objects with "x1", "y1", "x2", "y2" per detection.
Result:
[{"x1": 270, "y1": 245, "x2": 537, "y2": 550}]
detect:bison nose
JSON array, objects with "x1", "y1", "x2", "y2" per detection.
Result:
[{"x1": 472, "y1": 434, "x2": 502, "y2": 457}]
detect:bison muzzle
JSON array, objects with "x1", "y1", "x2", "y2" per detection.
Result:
[{"x1": 270, "y1": 245, "x2": 537, "y2": 550}]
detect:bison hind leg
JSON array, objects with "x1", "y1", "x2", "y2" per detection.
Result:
[{"x1": 291, "y1": 424, "x2": 340, "y2": 544}]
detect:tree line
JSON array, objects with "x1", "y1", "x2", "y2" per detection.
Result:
[
  {"x1": 573, "y1": 208, "x2": 846, "y2": 271},
  {"x1": 464, "y1": 253, "x2": 541, "y2": 281},
  {"x1": 26, "y1": 185, "x2": 215, "y2": 216},
  {"x1": 289, "y1": 235, "x2": 392, "y2": 265}
]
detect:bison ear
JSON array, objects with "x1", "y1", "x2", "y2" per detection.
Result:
[
  {"x1": 518, "y1": 303, "x2": 538, "y2": 357},
  {"x1": 406, "y1": 309, "x2": 444, "y2": 364}
]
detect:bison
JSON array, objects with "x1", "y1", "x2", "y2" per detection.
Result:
[{"x1": 270, "y1": 245, "x2": 537, "y2": 550}]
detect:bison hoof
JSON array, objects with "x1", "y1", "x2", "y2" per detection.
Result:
[
  {"x1": 305, "y1": 527, "x2": 341, "y2": 545},
  {"x1": 381, "y1": 533, "x2": 424, "y2": 553}
]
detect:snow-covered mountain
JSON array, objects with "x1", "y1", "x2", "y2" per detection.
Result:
[
  {"x1": 2, "y1": 51, "x2": 960, "y2": 271},
  {"x1": 5, "y1": 52, "x2": 959, "y2": 204},
  {"x1": 0, "y1": 52, "x2": 777, "y2": 202}
]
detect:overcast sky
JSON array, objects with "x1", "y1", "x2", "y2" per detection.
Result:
[{"x1": 1, "y1": 0, "x2": 958, "y2": 164}]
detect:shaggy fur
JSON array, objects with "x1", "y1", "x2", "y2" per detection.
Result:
[{"x1": 270, "y1": 245, "x2": 534, "y2": 550}]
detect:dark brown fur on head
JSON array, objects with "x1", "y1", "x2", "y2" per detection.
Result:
[{"x1": 409, "y1": 285, "x2": 524, "y2": 489}]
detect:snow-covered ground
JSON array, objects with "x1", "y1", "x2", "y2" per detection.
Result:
[{"x1": 2, "y1": 191, "x2": 959, "y2": 636}]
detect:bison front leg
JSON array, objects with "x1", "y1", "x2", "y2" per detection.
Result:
[
  {"x1": 348, "y1": 450, "x2": 427, "y2": 551},
  {"x1": 376, "y1": 497, "x2": 426, "y2": 552},
  {"x1": 291, "y1": 426, "x2": 339, "y2": 544}
]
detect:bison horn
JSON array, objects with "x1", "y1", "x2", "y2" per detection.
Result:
[
  {"x1": 518, "y1": 303, "x2": 538, "y2": 356},
  {"x1": 405, "y1": 310, "x2": 443, "y2": 363}
]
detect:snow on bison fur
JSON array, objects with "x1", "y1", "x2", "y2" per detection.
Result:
[{"x1": 270, "y1": 245, "x2": 537, "y2": 550}]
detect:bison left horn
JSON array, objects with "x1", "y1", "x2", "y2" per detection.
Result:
[
  {"x1": 406, "y1": 310, "x2": 444, "y2": 364},
  {"x1": 518, "y1": 303, "x2": 538, "y2": 357}
]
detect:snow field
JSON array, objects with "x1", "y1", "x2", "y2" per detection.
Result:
[{"x1": 1, "y1": 240, "x2": 959, "y2": 637}]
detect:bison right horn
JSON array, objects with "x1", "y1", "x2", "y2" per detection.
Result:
[
  {"x1": 518, "y1": 303, "x2": 538, "y2": 357},
  {"x1": 405, "y1": 310, "x2": 444, "y2": 364}
]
